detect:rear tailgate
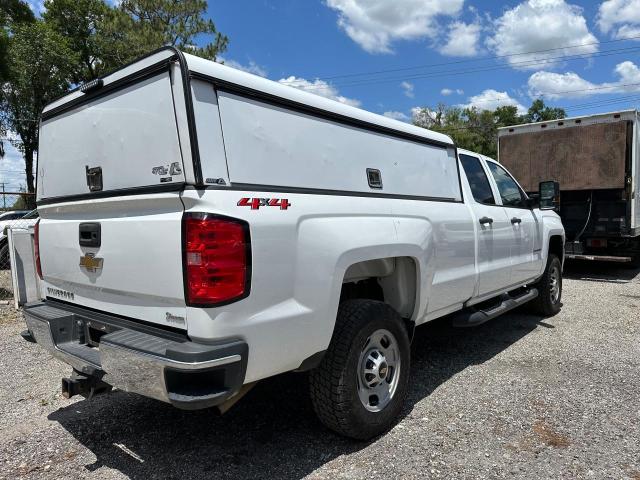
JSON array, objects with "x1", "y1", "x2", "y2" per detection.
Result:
[{"x1": 37, "y1": 60, "x2": 189, "y2": 329}]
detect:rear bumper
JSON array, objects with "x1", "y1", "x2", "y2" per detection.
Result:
[{"x1": 23, "y1": 301, "x2": 248, "y2": 410}]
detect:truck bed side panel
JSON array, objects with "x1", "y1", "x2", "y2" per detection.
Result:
[{"x1": 180, "y1": 189, "x2": 475, "y2": 384}]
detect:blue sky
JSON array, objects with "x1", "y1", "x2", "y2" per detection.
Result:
[
  {"x1": 4, "y1": 0, "x2": 640, "y2": 190},
  {"x1": 211, "y1": 0, "x2": 640, "y2": 120}
]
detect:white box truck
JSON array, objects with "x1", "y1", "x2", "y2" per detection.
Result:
[
  {"x1": 23, "y1": 47, "x2": 565, "y2": 440},
  {"x1": 498, "y1": 110, "x2": 640, "y2": 265}
]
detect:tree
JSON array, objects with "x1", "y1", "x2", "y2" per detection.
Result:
[
  {"x1": 0, "y1": 0, "x2": 34, "y2": 82},
  {"x1": 1, "y1": 21, "x2": 77, "y2": 194},
  {"x1": 117, "y1": 0, "x2": 228, "y2": 60},
  {"x1": 42, "y1": 0, "x2": 111, "y2": 83},
  {"x1": 4, "y1": 0, "x2": 227, "y2": 196},
  {"x1": 413, "y1": 105, "x2": 502, "y2": 157},
  {"x1": 0, "y1": 0, "x2": 34, "y2": 157},
  {"x1": 494, "y1": 105, "x2": 521, "y2": 127},
  {"x1": 412, "y1": 99, "x2": 566, "y2": 158},
  {"x1": 524, "y1": 99, "x2": 566, "y2": 123}
]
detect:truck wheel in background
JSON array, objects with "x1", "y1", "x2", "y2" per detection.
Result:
[
  {"x1": 309, "y1": 299, "x2": 411, "y2": 440},
  {"x1": 0, "y1": 242, "x2": 9, "y2": 270},
  {"x1": 530, "y1": 254, "x2": 563, "y2": 317},
  {"x1": 627, "y1": 255, "x2": 640, "y2": 269}
]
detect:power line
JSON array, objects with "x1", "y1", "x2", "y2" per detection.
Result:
[
  {"x1": 286, "y1": 45, "x2": 640, "y2": 92},
  {"x1": 453, "y1": 82, "x2": 640, "y2": 109},
  {"x1": 286, "y1": 33, "x2": 640, "y2": 84}
]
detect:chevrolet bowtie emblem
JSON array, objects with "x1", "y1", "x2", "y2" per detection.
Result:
[{"x1": 79, "y1": 253, "x2": 103, "y2": 272}]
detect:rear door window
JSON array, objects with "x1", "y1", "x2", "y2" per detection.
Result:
[{"x1": 459, "y1": 154, "x2": 496, "y2": 205}]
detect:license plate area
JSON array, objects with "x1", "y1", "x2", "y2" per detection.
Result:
[{"x1": 586, "y1": 238, "x2": 608, "y2": 248}]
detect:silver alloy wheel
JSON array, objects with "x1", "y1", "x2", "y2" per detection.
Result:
[
  {"x1": 357, "y1": 329, "x2": 401, "y2": 413},
  {"x1": 549, "y1": 265, "x2": 561, "y2": 304}
]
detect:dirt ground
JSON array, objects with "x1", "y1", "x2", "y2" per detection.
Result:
[{"x1": 0, "y1": 261, "x2": 639, "y2": 480}]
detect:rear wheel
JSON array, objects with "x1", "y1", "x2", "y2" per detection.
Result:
[
  {"x1": 530, "y1": 254, "x2": 563, "y2": 317},
  {"x1": 309, "y1": 299, "x2": 410, "y2": 440}
]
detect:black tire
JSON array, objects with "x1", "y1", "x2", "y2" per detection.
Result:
[
  {"x1": 626, "y1": 255, "x2": 640, "y2": 269},
  {"x1": 309, "y1": 299, "x2": 411, "y2": 440},
  {"x1": 0, "y1": 242, "x2": 9, "y2": 270},
  {"x1": 530, "y1": 254, "x2": 563, "y2": 317}
]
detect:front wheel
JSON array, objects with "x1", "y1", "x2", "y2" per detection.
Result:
[
  {"x1": 309, "y1": 299, "x2": 411, "y2": 440},
  {"x1": 531, "y1": 254, "x2": 563, "y2": 317}
]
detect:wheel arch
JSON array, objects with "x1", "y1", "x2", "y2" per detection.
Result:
[
  {"x1": 548, "y1": 234, "x2": 565, "y2": 266},
  {"x1": 340, "y1": 255, "x2": 420, "y2": 338}
]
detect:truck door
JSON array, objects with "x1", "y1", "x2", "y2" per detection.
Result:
[
  {"x1": 485, "y1": 161, "x2": 542, "y2": 284},
  {"x1": 459, "y1": 154, "x2": 513, "y2": 296}
]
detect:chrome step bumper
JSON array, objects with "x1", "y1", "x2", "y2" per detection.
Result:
[{"x1": 23, "y1": 301, "x2": 248, "y2": 410}]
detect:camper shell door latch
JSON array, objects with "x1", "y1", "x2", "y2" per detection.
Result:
[{"x1": 86, "y1": 166, "x2": 103, "y2": 192}]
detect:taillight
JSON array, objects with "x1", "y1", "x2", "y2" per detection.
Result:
[
  {"x1": 34, "y1": 219, "x2": 43, "y2": 279},
  {"x1": 183, "y1": 213, "x2": 251, "y2": 306}
]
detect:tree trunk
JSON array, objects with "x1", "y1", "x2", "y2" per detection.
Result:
[{"x1": 24, "y1": 147, "x2": 35, "y2": 195}]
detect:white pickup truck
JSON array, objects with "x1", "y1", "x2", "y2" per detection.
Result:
[{"x1": 23, "y1": 47, "x2": 565, "y2": 440}]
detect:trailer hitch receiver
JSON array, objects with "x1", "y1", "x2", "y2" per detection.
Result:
[{"x1": 61, "y1": 370, "x2": 112, "y2": 400}]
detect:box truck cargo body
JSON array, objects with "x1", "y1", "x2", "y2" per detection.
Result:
[{"x1": 498, "y1": 110, "x2": 640, "y2": 264}]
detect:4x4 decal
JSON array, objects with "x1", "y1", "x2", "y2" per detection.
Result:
[{"x1": 237, "y1": 197, "x2": 292, "y2": 210}]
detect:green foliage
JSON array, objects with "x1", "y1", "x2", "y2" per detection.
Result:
[
  {"x1": 1, "y1": 1, "x2": 34, "y2": 80},
  {"x1": 1, "y1": 20, "x2": 77, "y2": 192},
  {"x1": 42, "y1": 0, "x2": 228, "y2": 82},
  {"x1": 524, "y1": 99, "x2": 567, "y2": 123},
  {"x1": 2, "y1": 0, "x2": 227, "y2": 191},
  {"x1": 42, "y1": 0, "x2": 110, "y2": 82},
  {"x1": 0, "y1": 0, "x2": 34, "y2": 152},
  {"x1": 413, "y1": 100, "x2": 565, "y2": 158},
  {"x1": 117, "y1": 0, "x2": 228, "y2": 60},
  {"x1": 11, "y1": 193, "x2": 30, "y2": 209}
]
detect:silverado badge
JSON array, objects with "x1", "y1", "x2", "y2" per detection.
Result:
[{"x1": 79, "y1": 253, "x2": 103, "y2": 272}]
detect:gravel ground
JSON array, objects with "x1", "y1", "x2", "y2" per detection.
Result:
[{"x1": 0, "y1": 262, "x2": 639, "y2": 480}]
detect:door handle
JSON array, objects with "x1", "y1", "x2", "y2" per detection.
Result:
[
  {"x1": 479, "y1": 216, "x2": 493, "y2": 225},
  {"x1": 511, "y1": 217, "x2": 522, "y2": 224},
  {"x1": 79, "y1": 223, "x2": 101, "y2": 247}
]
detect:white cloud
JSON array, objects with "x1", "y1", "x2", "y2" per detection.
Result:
[
  {"x1": 400, "y1": 81, "x2": 415, "y2": 98},
  {"x1": 411, "y1": 107, "x2": 437, "y2": 126},
  {"x1": 597, "y1": 0, "x2": 640, "y2": 40},
  {"x1": 527, "y1": 71, "x2": 597, "y2": 98},
  {"x1": 462, "y1": 89, "x2": 526, "y2": 113},
  {"x1": 441, "y1": 88, "x2": 464, "y2": 96},
  {"x1": 325, "y1": 0, "x2": 465, "y2": 53},
  {"x1": 383, "y1": 111, "x2": 410, "y2": 121},
  {"x1": 278, "y1": 76, "x2": 361, "y2": 107},
  {"x1": 527, "y1": 60, "x2": 640, "y2": 99},
  {"x1": 440, "y1": 21, "x2": 482, "y2": 57},
  {"x1": 217, "y1": 58, "x2": 268, "y2": 77},
  {"x1": 487, "y1": 0, "x2": 598, "y2": 70}
]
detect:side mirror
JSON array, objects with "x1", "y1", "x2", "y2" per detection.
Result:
[
  {"x1": 524, "y1": 194, "x2": 539, "y2": 209},
  {"x1": 539, "y1": 181, "x2": 560, "y2": 211}
]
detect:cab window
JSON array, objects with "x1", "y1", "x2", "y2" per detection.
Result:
[
  {"x1": 486, "y1": 162, "x2": 525, "y2": 207},
  {"x1": 459, "y1": 154, "x2": 495, "y2": 205}
]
